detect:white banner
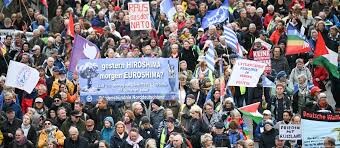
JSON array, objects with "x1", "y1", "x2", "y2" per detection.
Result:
[
  {"x1": 5, "y1": 61, "x2": 39, "y2": 93},
  {"x1": 128, "y1": 2, "x2": 152, "y2": 30},
  {"x1": 227, "y1": 59, "x2": 266, "y2": 87},
  {"x1": 0, "y1": 29, "x2": 33, "y2": 42},
  {"x1": 279, "y1": 124, "x2": 301, "y2": 140}
]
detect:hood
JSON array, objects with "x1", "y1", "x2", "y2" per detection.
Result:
[{"x1": 104, "y1": 116, "x2": 114, "y2": 128}]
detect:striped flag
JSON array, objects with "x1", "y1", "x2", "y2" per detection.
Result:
[
  {"x1": 286, "y1": 24, "x2": 311, "y2": 55},
  {"x1": 223, "y1": 26, "x2": 243, "y2": 57},
  {"x1": 206, "y1": 43, "x2": 215, "y2": 71},
  {"x1": 3, "y1": 0, "x2": 12, "y2": 8}
]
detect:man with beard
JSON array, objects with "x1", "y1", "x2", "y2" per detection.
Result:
[{"x1": 50, "y1": 69, "x2": 74, "y2": 97}]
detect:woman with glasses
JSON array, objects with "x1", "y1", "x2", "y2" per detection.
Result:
[{"x1": 37, "y1": 119, "x2": 65, "y2": 148}]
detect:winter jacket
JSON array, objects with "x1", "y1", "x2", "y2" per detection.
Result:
[
  {"x1": 50, "y1": 79, "x2": 75, "y2": 97},
  {"x1": 110, "y1": 131, "x2": 128, "y2": 148},
  {"x1": 100, "y1": 117, "x2": 115, "y2": 144},
  {"x1": 83, "y1": 130, "x2": 100, "y2": 148},
  {"x1": 289, "y1": 67, "x2": 313, "y2": 86},
  {"x1": 139, "y1": 127, "x2": 157, "y2": 140},
  {"x1": 271, "y1": 56, "x2": 290, "y2": 75},
  {"x1": 312, "y1": 66, "x2": 329, "y2": 90},
  {"x1": 180, "y1": 48, "x2": 199, "y2": 72},
  {"x1": 2, "y1": 101, "x2": 23, "y2": 119},
  {"x1": 37, "y1": 127, "x2": 65, "y2": 148},
  {"x1": 186, "y1": 118, "x2": 210, "y2": 148},
  {"x1": 21, "y1": 124, "x2": 38, "y2": 146},
  {"x1": 60, "y1": 118, "x2": 86, "y2": 137},
  {"x1": 150, "y1": 108, "x2": 165, "y2": 131},
  {"x1": 8, "y1": 138, "x2": 35, "y2": 148},
  {"x1": 64, "y1": 136, "x2": 89, "y2": 148},
  {"x1": 212, "y1": 132, "x2": 231, "y2": 148},
  {"x1": 228, "y1": 130, "x2": 244, "y2": 146},
  {"x1": 90, "y1": 107, "x2": 114, "y2": 130},
  {"x1": 202, "y1": 112, "x2": 221, "y2": 129},
  {"x1": 292, "y1": 83, "x2": 312, "y2": 114},
  {"x1": 267, "y1": 95, "x2": 292, "y2": 121},
  {"x1": 2, "y1": 118, "x2": 22, "y2": 147},
  {"x1": 259, "y1": 129, "x2": 277, "y2": 148},
  {"x1": 122, "y1": 136, "x2": 144, "y2": 148},
  {"x1": 270, "y1": 29, "x2": 286, "y2": 45},
  {"x1": 91, "y1": 16, "x2": 106, "y2": 28}
]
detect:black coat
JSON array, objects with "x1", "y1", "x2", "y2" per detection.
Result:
[
  {"x1": 259, "y1": 129, "x2": 277, "y2": 148},
  {"x1": 26, "y1": 125, "x2": 38, "y2": 146},
  {"x1": 1, "y1": 118, "x2": 22, "y2": 147},
  {"x1": 8, "y1": 139, "x2": 35, "y2": 148},
  {"x1": 122, "y1": 139, "x2": 145, "y2": 148},
  {"x1": 64, "y1": 136, "x2": 89, "y2": 148},
  {"x1": 83, "y1": 130, "x2": 100, "y2": 148},
  {"x1": 179, "y1": 47, "x2": 199, "y2": 71},
  {"x1": 186, "y1": 118, "x2": 210, "y2": 148},
  {"x1": 139, "y1": 127, "x2": 157, "y2": 140},
  {"x1": 90, "y1": 107, "x2": 114, "y2": 130},
  {"x1": 110, "y1": 132, "x2": 128, "y2": 148}
]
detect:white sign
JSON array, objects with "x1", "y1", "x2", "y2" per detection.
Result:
[
  {"x1": 279, "y1": 124, "x2": 302, "y2": 140},
  {"x1": 0, "y1": 29, "x2": 33, "y2": 42},
  {"x1": 227, "y1": 59, "x2": 266, "y2": 87},
  {"x1": 253, "y1": 50, "x2": 271, "y2": 74},
  {"x1": 5, "y1": 61, "x2": 39, "y2": 93},
  {"x1": 128, "y1": 2, "x2": 152, "y2": 30}
]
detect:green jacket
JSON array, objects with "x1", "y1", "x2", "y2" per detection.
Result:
[{"x1": 60, "y1": 118, "x2": 86, "y2": 137}]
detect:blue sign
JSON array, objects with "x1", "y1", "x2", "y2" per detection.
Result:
[{"x1": 78, "y1": 58, "x2": 179, "y2": 102}]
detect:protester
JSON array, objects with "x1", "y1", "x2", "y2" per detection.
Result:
[
  {"x1": 8, "y1": 128, "x2": 35, "y2": 148},
  {"x1": 64, "y1": 127, "x2": 89, "y2": 148},
  {"x1": 37, "y1": 119, "x2": 65, "y2": 148},
  {"x1": 83, "y1": 119, "x2": 100, "y2": 148}
]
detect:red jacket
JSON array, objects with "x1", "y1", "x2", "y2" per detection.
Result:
[
  {"x1": 264, "y1": 13, "x2": 274, "y2": 28},
  {"x1": 289, "y1": 0, "x2": 305, "y2": 9},
  {"x1": 270, "y1": 29, "x2": 285, "y2": 45},
  {"x1": 313, "y1": 66, "x2": 329, "y2": 88}
]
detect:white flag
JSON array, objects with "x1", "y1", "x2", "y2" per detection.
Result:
[{"x1": 5, "y1": 60, "x2": 39, "y2": 93}]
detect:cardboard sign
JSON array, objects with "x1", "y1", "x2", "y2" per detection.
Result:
[
  {"x1": 227, "y1": 59, "x2": 266, "y2": 87},
  {"x1": 279, "y1": 124, "x2": 302, "y2": 140},
  {"x1": 128, "y1": 2, "x2": 152, "y2": 30},
  {"x1": 253, "y1": 50, "x2": 271, "y2": 74}
]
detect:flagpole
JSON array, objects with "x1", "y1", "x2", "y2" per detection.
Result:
[{"x1": 21, "y1": 0, "x2": 32, "y2": 23}]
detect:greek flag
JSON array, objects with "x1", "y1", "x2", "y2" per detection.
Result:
[
  {"x1": 206, "y1": 43, "x2": 215, "y2": 71},
  {"x1": 160, "y1": 0, "x2": 176, "y2": 22},
  {"x1": 223, "y1": 26, "x2": 244, "y2": 57},
  {"x1": 4, "y1": 0, "x2": 12, "y2": 7},
  {"x1": 201, "y1": 0, "x2": 229, "y2": 29}
]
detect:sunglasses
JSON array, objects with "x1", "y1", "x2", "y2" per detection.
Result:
[
  {"x1": 44, "y1": 122, "x2": 51, "y2": 125},
  {"x1": 54, "y1": 100, "x2": 61, "y2": 102}
]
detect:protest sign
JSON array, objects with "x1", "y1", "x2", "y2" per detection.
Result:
[
  {"x1": 128, "y1": 2, "x2": 152, "y2": 30},
  {"x1": 279, "y1": 124, "x2": 301, "y2": 140},
  {"x1": 227, "y1": 59, "x2": 266, "y2": 87},
  {"x1": 0, "y1": 29, "x2": 33, "y2": 42},
  {"x1": 301, "y1": 110, "x2": 340, "y2": 147},
  {"x1": 253, "y1": 49, "x2": 271, "y2": 74},
  {"x1": 78, "y1": 58, "x2": 179, "y2": 102}
]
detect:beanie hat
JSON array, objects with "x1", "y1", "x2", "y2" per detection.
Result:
[
  {"x1": 104, "y1": 116, "x2": 114, "y2": 128},
  {"x1": 276, "y1": 71, "x2": 287, "y2": 80},
  {"x1": 152, "y1": 99, "x2": 162, "y2": 107},
  {"x1": 140, "y1": 116, "x2": 150, "y2": 125}
]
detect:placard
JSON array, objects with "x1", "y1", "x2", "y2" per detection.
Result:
[
  {"x1": 78, "y1": 58, "x2": 179, "y2": 102},
  {"x1": 253, "y1": 50, "x2": 271, "y2": 74},
  {"x1": 227, "y1": 59, "x2": 266, "y2": 87},
  {"x1": 128, "y1": 2, "x2": 152, "y2": 30},
  {"x1": 279, "y1": 124, "x2": 301, "y2": 140}
]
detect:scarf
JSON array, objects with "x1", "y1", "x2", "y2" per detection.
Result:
[
  {"x1": 21, "y1": 124, "x2": 31, "y2": 137},
  {"x1": 126, "y1": 135, "x2": 143, "y2": 148}
]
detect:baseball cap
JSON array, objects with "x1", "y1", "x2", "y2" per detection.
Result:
[
  {"x1": 35, "y1": 97, "x2": 44, "y2": 103},
  {"x1": 263, "y1": 110, "x2": 271, "y2": 115},
  {"x1": 198, "y1": 28, "x2": 204, "y2": 32}
]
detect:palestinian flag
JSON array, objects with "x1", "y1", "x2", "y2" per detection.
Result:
[
  {"x1": 239, "y1": 102, "x2": 263, "y2": 124},
  {"x1": 313, "y1": 32, "x2": 339, "y2": 79},
  {"x1": 286, "y1": 24, "x2": 311, "y2": 55}
]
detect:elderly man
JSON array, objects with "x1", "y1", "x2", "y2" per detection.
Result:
[
  {"x1": 61, "y1": 110, "x2": 86, "y2": 137},
  {"x1": 64, "y1": 127, "x2": 89, "y2": 148},
  {"x1": 8, "y1": 129, "x2": 34, "y2": 148}
]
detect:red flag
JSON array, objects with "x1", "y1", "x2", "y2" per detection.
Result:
[
  {"x1": 314, "y1": 32, "x2": 329, "y2": 57},
  {"x1": 67, "y1": 13, "x2": 75, "y2": 38},
  {"x1": 40, "y1": 0, "x2": 48, "y2": 8}
]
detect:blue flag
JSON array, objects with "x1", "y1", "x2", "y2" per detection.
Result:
[
  {"x1": 201, "y1": 0, "x2": 229, "y2": 29},
  {"x1": 4, "y1": 0, "x2": 12, "y2": 7},
  {"x1": 262, "y1": 76, "x2": 275, "y2": 88}
]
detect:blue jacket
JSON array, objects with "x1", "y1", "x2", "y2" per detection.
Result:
[
  {"x1": 228, "y1": 130, "x2": 244, "y2": 146},
  {"x1": 2, "y1": 101, "x2": 23, "y2": 119},
  {"x1": 91, "y1": 16, "x2": 106, "y2": 27},
  {"x1": 100, "y1": 116, "x2": 115, "y2": 144},
  {"x1": 30, "y1": 21, "x2": 49, "y2": 34}
]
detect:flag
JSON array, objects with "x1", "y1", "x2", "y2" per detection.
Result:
[
  {"x1": 286, "y1": 24, "x2": 311, "y2": 55},
  {"x1": 313, "y1": 32, "x2": 339, "y2": 78},
  {"x1": 262, "y1": 75, "x2": 275, "y2": 87},
  {"x1": 219, "y1": 58, "x2": 226, "y2": 96},
  {"x1": 239, "y1": 102, "x2": 263, "y2": 124},
  {"x1": 206, "y1": 43, "x2": 215, "y2": 71},
  {"x1": 201, "y1": 0, "x2": 229, "y2": 29},
  {"x1": 5, "y1": 61, "x2": 39, "y2": 93},
  {"x1": 3, "y1": 0, "x2": 12, "y2": 7},
  {"x1": 69, "y1": 35, "x2": 100, "y2": 72},
  {"x1": 0, "y1": 41, "x2": 6, "y2": 56},
  {"x1": 223, "y1": 26, "x2": 243, "y2": 57},
  {"x1": 40, "y1": 0, "x2": 48, "y2": 8},
  {"x1": 67, "y1": 13, "x2": 75, "y2": 38},
  {"x1": 160, "y1": 0, "x2": 176, "y2": 22}
]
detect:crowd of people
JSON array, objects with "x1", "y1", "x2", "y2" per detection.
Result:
[{"x1": 0, "y1": 0, "x2": 339, "y2": 147}]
